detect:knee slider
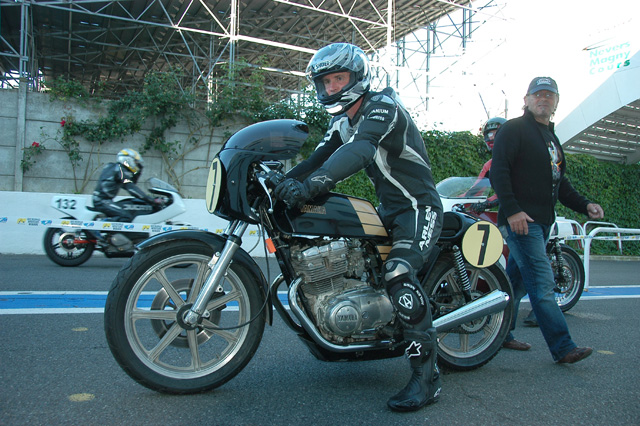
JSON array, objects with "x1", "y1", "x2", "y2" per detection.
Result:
[{"x1": 384, "y1": 258, "x2": 430, "y2": 328}]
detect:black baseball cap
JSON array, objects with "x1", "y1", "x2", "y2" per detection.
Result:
[{"x1": 527, "y1": 77, "x2": 558, "y2": 94}]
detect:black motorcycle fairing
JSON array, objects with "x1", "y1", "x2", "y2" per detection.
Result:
[
  {"x1": 210, "y1": 120, "x2": 310, "y2": 223},
  {"x1": 273, "y1": 192, "x2": 389, "y2": 239},
  {"x1": 137, "y1": 229, "x2": 272, "y2": 325},
  {"x1": 223, "y1": 119, "x2": 309, "y2": 157}
]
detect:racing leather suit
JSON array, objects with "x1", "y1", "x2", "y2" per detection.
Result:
[
  {"x1": 92, "y1": 162, "x2": 155, "y2": 221},
  {"x1": 287, "y1": 87, "x2": 443, "y2": 267},
  {"x1": 282, "y1": 87, "x2": 444, "y2": 411}
]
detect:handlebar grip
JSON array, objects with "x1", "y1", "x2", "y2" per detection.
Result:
[{"x1": 265, "y1": 171, "x2": 286, "y2": 189}]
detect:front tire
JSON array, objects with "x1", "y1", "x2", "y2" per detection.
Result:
[
  {"x1": 104, "y1": 240, "x2": 266, "y2": 394},
  {"x1": 423, "y1": 253, "x2": 513, "y2": 371},
  {"x1": 551, "y1": 244, "x2": 585, "y2": 312},
  {"x1": 43, "y1": 227, "x2": 95, "y2": 267}
]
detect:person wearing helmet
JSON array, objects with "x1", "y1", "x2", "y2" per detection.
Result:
[
  {"x1": 467, "y1": 117, "x2": 506, "y2": 213},
  {"x1": 274, "y1": 43, "x2": 443, "y2": 412},
  {"x1": 92, "y1": 148, "x2": 159, "y2": 222}
]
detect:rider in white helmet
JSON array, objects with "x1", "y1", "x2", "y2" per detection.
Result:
[{"x1": 92, "y1": 148, "x2": 159, "y2": 221}]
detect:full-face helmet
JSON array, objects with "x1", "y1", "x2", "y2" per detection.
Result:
[
  {"x1": 117, "y1": 148, "x2": 143, "y2": 174},
  {"x1": 482, "y1": 117, "x2": 506, "y2": 151},
  {"x1": 306, "y1": 43, "x2": 371, "y2": 115}
]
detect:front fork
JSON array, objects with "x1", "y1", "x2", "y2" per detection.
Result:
[{"x1": 183, "y1": 220, "x2": 248, "y2": 326}]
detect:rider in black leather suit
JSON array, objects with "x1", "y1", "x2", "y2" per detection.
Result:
[
  {"x1": 92, "y1": 148, "x2": 158, "y2": 222},
  {"x1": 274, "y1": 43, "x2": 443, "y2": 412}
]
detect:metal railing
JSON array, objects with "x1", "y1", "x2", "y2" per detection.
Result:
[{"x1": 564, "y1": 224, "x2": 640, "y2": 289}]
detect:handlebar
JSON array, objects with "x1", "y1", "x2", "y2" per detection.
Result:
[
  {"x1": 256, "y1": 163, "x2": 287, "y2": 213},
  {"x1": 265, "y1": 170, "x2": 286, "y2": 189}
]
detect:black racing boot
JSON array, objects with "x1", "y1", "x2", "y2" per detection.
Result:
[{"x1": 387, "y1": 329, "x2": 441, "y2": 412}]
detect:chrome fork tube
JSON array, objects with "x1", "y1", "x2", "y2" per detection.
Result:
[{"x1": 183, "y1": 220, "x2": 248, "y2": 326}]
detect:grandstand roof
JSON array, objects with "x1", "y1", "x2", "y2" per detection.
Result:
[{"x1": 0, "y1": 0, "x2": 472, "y2": 97}]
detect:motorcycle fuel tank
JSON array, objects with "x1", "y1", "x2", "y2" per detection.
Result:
[{"x1": 275, "y1": 193, "x2": 388, "y2": 239}]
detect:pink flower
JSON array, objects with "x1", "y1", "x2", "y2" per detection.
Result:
[
  {"x1": 60, "y1": 119, "x2": 66, "y2": 127},
  {"x1": 32, "y1": 142, "x2": 40, "y2": 148}
]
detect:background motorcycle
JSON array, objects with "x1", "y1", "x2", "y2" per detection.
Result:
[
  {"x1": 104, "y1": 119, "x2": 514, "y2": 396},
  {"x1": 437, "y1": 176, "x2": 586, "y2": 312},
  {"x1": 43, "y1": 178, "x2": 188, "y2": 267}
]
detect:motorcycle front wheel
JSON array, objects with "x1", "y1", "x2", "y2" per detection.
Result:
[
  {"x1": 104, "y1": 240, "x2": 266, "y2": 394},
  {"x1": 423, "y1": 253, "x2": 514, "y2": 371},
  {"x1": 43, "y1": 227, "x2": 95, "y2": 267},
  {"x1": 551, "y1": 244, "x2": 585, "y2": 312}
]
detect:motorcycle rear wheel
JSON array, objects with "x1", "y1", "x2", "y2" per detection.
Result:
[
  {"x1": 104, "y1": 240, "x2": 266, "y2": 394},
  {"x1": 43, "y1": 227, "x2": 95, "y2": 267},
  {"x1": 423, "y1": 253, "x2": 513, "y2": 371}
]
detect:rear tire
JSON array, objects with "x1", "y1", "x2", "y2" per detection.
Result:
[
  {"x1": 43, "y1": 227, "x2": 95, "y2": 267},
  {"x1": 104, "y1": 240, "x2": 266, "y2": 394},
  {"x1": 423, "y1": 253, "x2": 513, "y2": 371}
]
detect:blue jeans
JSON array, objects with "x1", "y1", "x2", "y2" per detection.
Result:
[{"x1": 503, "y1": 223, "x2": 577, "y2": 361}]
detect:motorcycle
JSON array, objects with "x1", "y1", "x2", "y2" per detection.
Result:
[
  {"x1": 104, "y1": 119, "x2": 513, "y2": 395},
  {"x1": 43, "y1": 177, "x2": 188, "y2": 267},
  {"x1": 437, "y1": 176, "x2": 586, "y2": 312}
]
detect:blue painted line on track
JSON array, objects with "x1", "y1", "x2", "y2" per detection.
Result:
[
  {"x1": 0, "y1": 291, "x2": 290, "y2": 313},
  {"x1": 0, "y1": 287, "x2": 638, "y2": 314}
]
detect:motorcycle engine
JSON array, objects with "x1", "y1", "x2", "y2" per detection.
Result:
[{"x1": 290, "y1": 239, "x2": 394, "y2": 343}]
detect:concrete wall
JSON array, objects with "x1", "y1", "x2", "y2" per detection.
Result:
[{"x1": 0, "y1": 89, "x2": 246, "y2": 198}]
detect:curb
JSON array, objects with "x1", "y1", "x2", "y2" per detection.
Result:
[{"x1": 587, "y1": 255, "x2": 640, "y2": 261}]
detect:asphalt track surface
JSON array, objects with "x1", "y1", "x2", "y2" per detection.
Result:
[{"x1": 1, "y1": 254, "x2": 639, "y2": 426}]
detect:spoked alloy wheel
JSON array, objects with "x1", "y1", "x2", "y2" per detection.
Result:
[
  {"x1": 104, "y1": 240, "x2": 265, "y2": 394},
  {"x1": 43, "y1": 227, "x2": 95, "y2": 267},
  {"x1": 423, "y1": 253, "x2": 513, "y2": 371},
  {"x1": 551, "y1": 245, "x2": 585, "y2": 312}
]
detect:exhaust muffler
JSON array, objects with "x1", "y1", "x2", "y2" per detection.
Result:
[{"x1": 433, "y1": 289, "x2": 510, "y2": 333}]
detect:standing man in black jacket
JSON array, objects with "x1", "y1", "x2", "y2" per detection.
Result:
[{"x1": 490, "y1": 77, "x2": 604, "y2": 364}]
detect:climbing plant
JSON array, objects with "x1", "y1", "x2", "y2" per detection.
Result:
[{"x1": 28, "y1": 64, "x2": 330, "y2": 194}]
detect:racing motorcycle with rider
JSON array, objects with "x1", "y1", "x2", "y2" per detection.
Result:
[
  {"x1": 44, "y1": 149, "x2": 188, "y2": 266},
  {"x1": 104, "y1": 44, "x2": 514, "y2": 412}
]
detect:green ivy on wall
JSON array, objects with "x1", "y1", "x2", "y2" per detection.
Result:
[{"x1": 26, "y1": 64, "x2": 330, "y2": 194}]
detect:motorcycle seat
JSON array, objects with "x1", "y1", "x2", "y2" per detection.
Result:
[{"x1": 439, "y1": 211, "x2": 467, "y2": 241}]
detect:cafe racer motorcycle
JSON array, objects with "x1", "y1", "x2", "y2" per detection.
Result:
[
  {"x1": 104, "y1": 120, "x2": 513, "y2": 394},
  {"x1": 44, "y1": 178, "x2": 187, "y2": 267}
]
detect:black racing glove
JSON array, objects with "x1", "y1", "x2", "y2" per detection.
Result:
[{"x1": 274, "y1": 178, "x2": 310, "y2": 210}]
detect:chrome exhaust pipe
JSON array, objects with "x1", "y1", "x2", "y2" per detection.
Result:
[{"x1": 433, "y1": 290, "x2": 510, "y2": 333}]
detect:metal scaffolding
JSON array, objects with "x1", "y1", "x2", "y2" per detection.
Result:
[{"x1": 1, "y1": 0, "x2": 503, "y2": 113}]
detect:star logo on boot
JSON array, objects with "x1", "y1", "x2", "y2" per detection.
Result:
[{"x1": 405, "y1": 341, "x2": 422, "y2": 358}]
